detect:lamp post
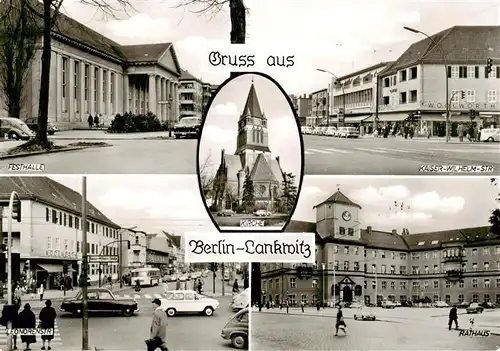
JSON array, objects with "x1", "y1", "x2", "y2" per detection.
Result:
[
  {"x1": 404, "y1": 26, "x2": 450, "y2": 143},
  {"x1": 321, "y1": 263, "x2": 326, "y2": 308},
  {"x1": 118, "y1": 226, "x2": 137, "y2": 288},
  {"x1": 317, "y1": 68, "x2": 345, "y2": 128}
]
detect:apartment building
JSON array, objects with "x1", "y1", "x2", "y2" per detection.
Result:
[{"x1": 308, "y1": 89, "x2": 329, "y2": 126}]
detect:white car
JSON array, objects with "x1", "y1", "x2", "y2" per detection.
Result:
[
  {"x1": 381, "y1": 301, "x2": 396, "y2": 309},
  {"x1": 325, "y1": 126, "x2": 337, "y2": 136},
  {"x1": 160, "y1": 290, "x2": 220, "y2": 317},
  {"x1": 338, "y1": 127, "x2": 360, "y2": 138},
  {"x1": 480, "y1": 128, "x2": 500, "y2": 142},
  {"x1": 179, "y1": 275, "x2": 188, "y2": 281},
  {"x1": 353, "y1": 306, "x2": 376, "y2": 321},
  {"x1": 433, "y1": 301, "x2": 449, "y2": 308},
  {"x1": 349, "y1": 302, "x2": 362, "y2": 309},
  {"x1": 232, "y1": 288, "x2": 250, "y2": 311},
  {"x1": 254, "y1": 209, "x2": 271, "y2": 216}
]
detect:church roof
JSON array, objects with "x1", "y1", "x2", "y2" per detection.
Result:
[
  {"x1": 249, "y1": 154, "x2": 279, "y2": 182},
  {"x1": 240, "y1": 83, "x2": 265, "y2": 120},
  {"x1": 313, "y1": 190, "x2": 362, "y2": 209},
  {"x1": 222, "y1": 154, "x2": 242, "y2": 183}
]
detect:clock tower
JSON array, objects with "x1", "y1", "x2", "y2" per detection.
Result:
[{"x1": 314, "y1": 189, "x2": 362, "y2": 241}]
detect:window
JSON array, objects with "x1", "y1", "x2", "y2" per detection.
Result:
[
  {"x1": 412, "y1": 266, "x2": 419, "y2": 274},
  {"x1": 484, "y1": 262, "x2": 490, "y2": 271},
  {"x1": 94, "y1": 67, "x2": 98, "y2": 111},
  {"x1": 466, "y1": 90, "x2": 475, "y2": 103},
  {"x1": 354, "y1": 262, "x2": 359, "y2": 271},
  {"x1": 488, "y1": 66, "x2": 498, "y2": 78},
  {"x1": 75, "y1": 217, "x2": 80, "y2": 230},
  {"x1": 432, "y1": 251, "x2": 438, "y2": 259},
  {"x1": 483, "y1": 247, "x2": 490, "y2": 255},
  {"x1": 409, "y1": 67, "x2": 417, "y2": 79},
  {"x1": 390, "y1": 252, "x2": 395, "y2": 259},
  {"x1": 51, "y1": 210, "x2": 57, "y2": 224},
  {"x1": 334, "y1": 261, "x2": 339, "y2": 270},
  {"x1": 63, "y1": 213, "x2": 67, "y2": 226},
  {"x1": 390, "y1": 281, "x2": 395, "y2": 289},
  {"x1": 333, "y1": 245, "x2": 338, "y2": 253},
  {"x1": 445, "y1": 281, "x2": 451, "y2": 288},
  {"x1": 62, "y1": 57, "x2": 68, "y2": 102},
  {"x1": 451, "y1": 89, "x2": 460, "y2": 103},
  {"x1": 64, "y1": 239, "x2": 68, "y2": 251},
  {"x1": 399, "y1": 92, "x2": 407, "y2": 104},
  {"x1": 496, "y1": 278, "x2": 500, "y2": 288},
  {"x1": 467, "y1": 66, "x2": 476, "y2": 79},
  {"x1": 103, "y1": 70, "x2": 108, "y2": 113},
  {"x1": 55, "y1": 238, "x2": 60, "y2": 250},
  {"x1": 433, "y1": 265, "x2": 439, "y2": 274},
  {"x1": 400, "y1": 253, "x2": 407, "y2": 260},
  {"x1": 339, "y1": 227, "x2": 345, "y2": 235},
  {"x1": 488, "y1": 90, "x2": 497, "y2": 103},
  {"x1": 84, "y1": 64, "x2": 89, "y2": 103},
  {"x1": 450, "y1": 66, "x2": 459, "y2": 79},
  {"x1": 47, "y1": 237, "x2": 52, "y2": 250},
  {"x1": 74, "y1": 61, "x2": 79, "y2": 111},
  {"x1": 472, "y1": 294, "x2": 479, "y2": 303},
  {"x1": 399, "y1": 70, "x2": 407, "y2": 82},
  {"x1": 472, "y1": 279, "x2": 478, "y2": 288},
  {"x1": 445, "y1": 295, "x2": 451, "y2": 304},
  {"x1": 497, "y1": 261, "x2": 500, "y2": 271},
  {"x1": 424, "y1": 265, "x2": 429, "y2": 274},
  {"x1": 458, "y1": 66, "x2": 467, "y2": 78},
  {"x1": 384, "y1": 78, "x2": 390, "y2": 87},
  {"x1": 290, "y1": 278, "x2": 296, "y2": 288},
  {"x1": 484, "y1": 294, "x2": 490, "y2": 303},
  {"x1": 381, "y1": 281, "x2": 387, "y2": 289},
  {"x1": 354, "y1": 247, "x2": 359, "y2": 255},
  {"x1": 383, "y1": 96, "x2": 390, "y2": 105},
  {"x1": 372, "y1": 250, "x2": 377, "y2": 258},
  {"x1": 400, "y1": 281, "x2": 406, "y2": 290},
  {"x1": 59, "y1": 212, "x2": 62, "y2": 225},
  {"x1": 344, "y1": 261, "x2": 349, "y2": 271},
  {"x1": 301, "y1": 294, "x2": 307, "y2": 304},
  {"x1": 390, "y1": 265, "x2": 395, "y2": 274},
  {"x1": 348, "y1": 228, "x2": 354, "y2": 236},
  {"x1": 409, "y1": 90, "x2": 417, "y2": 103},
  {"x1": 45, "y1": 208, "x2": 50, "y2": 222},
  {"x1": 399, "y1": 266, "x2": 406, "y2": 275},
  {"x1": 472, "y1": 249, "x2": 477, "y2": 256},
  {"x1": 381, "y1": 264, "x2": 386, "y2": 273},
  {"x1": 472, "y1": 263, "x2": 478, "y2": 271},
  {"x1": 344, "y1": 246, "x2": 349, "y2": 254},
  {"x1": 459, "y1": 280, "x2": 464, "y2": 288},
  {"x1": 484, "y1": 279, "x2": 490, "y2": 288},
  {"x1": 372, "y1": 264, "x2": 376, "y2": 273},
  {"x1": 68, "y1": 215, "x2": 73, "y2": 228},
  {"x1": 423, "y1": 253, "x2": 428, "y2": 260},
  {"x1": 312, "y1": 279, "x2": 318, "y2": 288},
  {"x1": 433, "y1": 280, "x2": 439, "y2": 289}
]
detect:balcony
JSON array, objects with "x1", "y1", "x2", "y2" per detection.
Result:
[
  {"x1": 445, "y1": 269, "x2": 463, "y2": 280},
  {"x1": 441, "y1": 248, "x2": 466, "y2": 263}
]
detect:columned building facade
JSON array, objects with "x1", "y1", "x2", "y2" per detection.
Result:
[{"x1": 2, "y1": 9, "x2": 183, "y2": 129}]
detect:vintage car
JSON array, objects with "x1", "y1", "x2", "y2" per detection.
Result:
[
  {"x1": 0, "y1": 117, "x2": 35, "y2": 140},
  {"x1": 173, "y1": 116, "x2": 202, "y2": 139},
  {"x1": 353, "y1": 306, "x2": 376, "y2": 321},
  {"x1": 160, "y1": 290, "x2": 220, "y2": 317},
  {"x1": 24, "y1": 117, "x2": 58, "y2": 135},
  {"x1": 381, "y1": 301, "x2": 396, "y2": 309},
  {"x1": 60, "y1": 288, "x2": 139, "y2": 317},
  {"x1": 221, "y1": 308, "x2": 248, "y2": 349},
  {"x1": 466, "y1": 303, "x2": 484, "y2": 314},
  {"x1": 232, "y1": 288, "x2": 250, "y2": 311}
]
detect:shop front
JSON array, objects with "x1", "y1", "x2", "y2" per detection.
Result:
[{"x1": 26, "y1": 249, "x2": 79, "y2": 290}]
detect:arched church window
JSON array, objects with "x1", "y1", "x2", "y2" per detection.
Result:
[
  {"x1": 273, "y1": 186, "x2": 278, "y2": 197},
  {"x1": 252, "y1": 128, "x2": 256, "y2": 142},
  {"x1": 260, "y1": 130, "x2": 264, "y2": 143},
  {"x1": 259, "y1": 184, "x2": 266, "y2": 196}
]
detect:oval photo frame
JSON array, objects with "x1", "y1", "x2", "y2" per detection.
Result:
[{"x1": 196, "y1": 72, "x2": 304, "y2": 233}]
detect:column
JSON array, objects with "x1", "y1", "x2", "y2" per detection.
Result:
[
  {"x1": 68, "y1": 58, "x2": 74, "y2": 121},
  {"x1": 148, "y1": 74, "x2": 157, "y2": 115},
  {"x1": 106, "y1": 70, "x2": 112, "y2": 117},
  {"x1": 174, "y1": 82, "x2": 179, "y2": 122},
  {"x1": 97, "y1": 67, "x2": 104, "y2": 115},
  {"x1": 89, "y1": 65, "x2": 95, "y2": 116},
  {"x1": 156, "y1": 76, "x2": 161, "y2": 120},
  {"x1": 130, "y1": 79, "x2": 136, "y2": 114},
  {"x1": 55, "y1": 53, "x2": 62, "y2": 121},
  {"x1": 165, "y1": 79, "x2": 170, "y2": 121},
  {"x1": 47, "y1": 51, "x2": 57, "y2": 119},
  {"x1": 123, "y1": 75, "x2": 129, "y2": 113},
  {"x1": 79, "y1": 62, "x2": 85, "y2": 122},
  {"x1": 114, "y1": 72, "x2": 120, "y2": 115},
  {"x1": 160, "y1": 78, "x2": 166, "y2": 122}
]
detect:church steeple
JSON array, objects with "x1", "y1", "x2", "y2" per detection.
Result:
[{"x1": 239, "y1": 83, "x2": 265, "y2": 121}]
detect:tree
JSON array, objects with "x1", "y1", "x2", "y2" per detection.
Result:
[
  {"x1": 19, "y1": 0, "x2": 133, "y2": 148},
  {"x1": 489, "y1": 178, "x2": 499, "y2": 237},
  {"x1": 199, "y1": 153, "x2": 215, "y2": 200},
  {"x1": 280, "y1": 172, "x2": 297, "y2": 213},
  {"x1": 241, "y1": 173, "x2": 255, "y2": 213},
  {"x1": 0, "y1": 0, "x2": 42, "y2": 118},
  {"x1": 177, "y1": 0, "x2": 247, "y2": 44}
]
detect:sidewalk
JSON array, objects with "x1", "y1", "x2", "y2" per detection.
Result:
[
  {"x1": 364, "y1": 134, "x2": 474, "y2": 144},
  {"x1": 50, "y1": 130, "x2": 174, "y2": 140}
]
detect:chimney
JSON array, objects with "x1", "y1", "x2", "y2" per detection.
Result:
[
  {"x1": 367, "y1": 226, "x2": 372, "y2": 234},
  {"x1": 392, "y1": 229, "x2": 397, "y2": 235}
]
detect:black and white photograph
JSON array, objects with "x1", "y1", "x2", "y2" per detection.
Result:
[
  {"x1": 251, "y1": 176, "x2": 500, "y2": 351},
  {"x1": 0, "y1": 175, "x2": 249, "y2": 350},
  {"x1": 198, "y1": 73, "x2": 302, "y2": 231}
]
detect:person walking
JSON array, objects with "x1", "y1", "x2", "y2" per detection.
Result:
[
  {"x1": 87, "y1": 115, "x2": 94, "y2": 129},
  {"x1": 146, "y1": 299, "x2": 168, "y2": 351},
  {"x1": 18, "y1": 303, "x2": 37, "y2": 350},
  {"x1": 286, "y1": 299, "x2": 289, "y2": 314},
  {"x1": 14, "y1": 283, "x2": 22, "y2": 311},
  {"x1": 232, "y1": 279, "x2": 239, "y2": 293},
  {"x1": 37, "y1": 283, "x2": 44, "y2": 302},
  {"x1": 39, "y1": 300, "x2": 57, "y2": 350},
  {"x1": 301, "y1": 300, "x2": 305, "y2": 313},
  {"x1": 457, "y1": 123, "x2": 464, "y2": 142},
  {"x1": 197, "y1": 279, "x2": 203, "y2": 294},
  {"x1": 163, "y1": 280, "x2": 168, "y2": 294},
  {"x1": 335, "y1": 305, "x2": 347, "y2": 336},
  {"x1": 175, "y1": 278, "x2": 181, "y2": 290},
  {"x1": 448, "y1": 305, "x2": 459, "y2": 330},
  {"x1": 93, "y1": 115, "x2": 100, "y2": 128}
]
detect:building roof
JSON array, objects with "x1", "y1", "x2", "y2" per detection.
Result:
[
  {"x1": 120, "y1": 43, "x2": 169, "y2": 63},
  {"x1": 337, "y1": 61, "x2": 394, "y2": 81},
  {"x1": 311, "y1": 88, "x2": 327, "y2": 95},
  {"x1": 240, "y1": 83, "x2": 264, "y2": 120},
  {"x1": 0, "y1": 176, "x2": 119, "y2": 228},
  {"x1": 249, "y1": 154, "x2": 278, "y2": 183},
  {"x1": 381, "y1": 25, "x2": 500, "y2": 76},
  {"x1": 179, "y1": 70, "x2": 203, "y2": 83},
  {"x1": 360, "y1": 229, "x2": 409, "y2": 251},
  {"x1": 162, "y1": 231, "x2": 181, "y2": 249},
  {"x1": 313, "y1": 190, "x2": 362, "y2": 210},
  {"x1": 147, "y1": 235, "x2": 171, "y2": 254},
  {"x1": 220, "y1": 153, "x2": 242, "y2": 183}
]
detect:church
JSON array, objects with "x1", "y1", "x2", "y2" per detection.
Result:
[{"x1": 213, "y1": 81, "x2": 285, "y2": 212}]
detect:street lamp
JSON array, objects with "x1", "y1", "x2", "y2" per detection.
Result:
[
  {"x1": 404, "y1": 26, "x2": 450, "y2": 143},
  {"x1": 317, "y1": 68, "x2": 345, "y2": 128},
  {"x1": 118, "y1": 226, "x2": 137, "y2": 288}
]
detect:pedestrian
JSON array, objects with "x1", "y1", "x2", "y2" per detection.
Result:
[
  {"x1": 335, "y1": 305, "x2": 347, "y2": 336},
  {"x1": 448, "y1": 305, "x2": 459, "y2": 330},
  {"x1": 88, "y1": 114, "x2": 94, "y2": 129},
  {"x1": 1, "y1": 301, "x2": 20, "y2": 350},
  {"x1": 108, "y1": 275, "x2": 112, "y2": 290},
  {"x1": 14, "y1": 283, "x2": 22, "y2": 311},
  {"x1": 286, "y1": 299, "x2": 289, "y2": 314},
  {"x1": 163, "y1": 280, "x2": 168, "y2": 294},
  {"x1": 197, "y1": 279, "x2": 203, "y2": 294},
  {"x1": 175, "y1": 278, "x2": 181, "y2": 290},
  {"x1": 39, "y1": 300, "x2": 57, "y2": 350},
  {"x1": 38, "y1": 283, "x2": 45, "y2": 302},
  {"x1": 301, "y1": 300, "x2": 305, "y2": 313},
  {"x1": 316, "y1": 301, "x2": 320, "y2": 311},
  {"x1": 146, "y1": 299, "x2": 168, "y2": 351},
  {"x1": 458, "y1": 123, "x2": 464, "y2": 142},
  {"x1": 232, "y1": 279, "x2": 239, "y2": 293},
  {"x1": 19, "y1": 303, "x2": 37, "y2": 350},
  {"x1": 94, "y1": 115, "x2": 100, "y2": 128}
]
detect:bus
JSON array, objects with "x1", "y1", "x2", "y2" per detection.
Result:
[{"x1": 131, "y1": 268, "x2": 161, "y2": 287}]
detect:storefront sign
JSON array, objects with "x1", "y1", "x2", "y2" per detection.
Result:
[
  {"x1": 45, "y1": 250, "x2": 77, "y2": 259},
  {"x1": 421, "y1": 101, "x2": 496, "y2": 110}
]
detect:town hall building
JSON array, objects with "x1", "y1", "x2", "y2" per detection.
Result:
[
  {"x1": 213, "y1": 81, "x2": 285, "y2": 211},
  {"x1": 0, "y1": 4, "x2": 182, "y2": 129}
]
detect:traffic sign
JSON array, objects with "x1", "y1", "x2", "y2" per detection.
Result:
[{"x1": 88, "y1": 255, "x2": 118, "y2": 264}]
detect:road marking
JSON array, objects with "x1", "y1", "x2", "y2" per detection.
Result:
[
  {"x1": 376, "y1": 148, "x2": 409, "y2": 153},
  {"x1": 134, "y1": 294, "x2": 141, "y2": 299},
  {"x1": 308, "y1": 148, "x2": 331, "y2": 154},
  {"x1": 356, "y1": 148, "x2": 387, "y2": 153},
  {"x1": 144, "y1": 294, "x2": 152, "y2": 299},
  {"x1": 324, "y1": 148, "x2": 352, "y2": 154},
  {"x1": 0, "y1": 321, "x2": 63, "y2": 345},
  {"x1": 123, "y1": 294, "x2": 130, "y2": 298},
  {"x1": 430, "y1": 148, "x2": 500, "y2": 153}
]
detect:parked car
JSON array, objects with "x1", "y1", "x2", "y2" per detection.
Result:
[
  {"x1": 401, "y1": 300, "x2": 413, "y2": 307},
  {"x1": 394, "y1": 301, "x2": 402, "y2": 307},
  {"x1": 254, "y1": 209, "x2": 271, "y2": 217},
  {"x1": 60, "y1": 288, "x2": 139, "y2": 317},
  {"x1": 353, "y1": 306, "x2": 376, "y2": 321},
  {"x1": 232, "y1": 288, "x2": 250, "y2": 311},
  {"x1": 160, "y1": 290, "x2": 220, "y2": 317},
  {"x1": 466, "y1": 303, "x2": 484, "y2": 314},
  {"x1": 480, "y1": 128, "x2": 500, "y2": 142},
  {"x1": 349, "y1": 302, "x2": 362, "y2": 309},
  {"x1": 178, "y1": 275, "x2": 188, "y2": 282},
  {"x1": 458, "y1": 301, "x2": 470, "y2": 309},
  {"x1": 217, "y1": 209, "x2": 235, "y2": 217},
  {"x1": 173, "y1": 116, "x2": 202, "y2": 139},
  {"x1": 324, "y1": 126, "x2": 337, "y2": 136},
  {"x1": 338, "y1": 126, "x2": 360, "y2": 138},
  {"x1": 0, "y1": 117, "x2": 35, "y2": 140},
  {"x1": 432, "y1": 301, "x2": 449, "y2": 308},
  {"x1": 24, "y1": 117, "x2": 58, "y2": 135},
  {"x1": 481, "y1": 301, "x2": 496, "y2": 309},
  {"x1": 381, "y1": 301, "x2": 396, "y2": 309},
  {"x1": 303, "y1": 126, "x2": 312, "y2": 134},
  {"x1": 221, "y1": 308, "x2": 248, "y2": 349}
]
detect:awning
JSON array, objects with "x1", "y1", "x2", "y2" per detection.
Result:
[
  {"x1": 421, "y1": 114, "x2": 472, "y2": 122},
  {"x1": 37, "y1": 263, "x2": 63, "y2": 273},
  {"x1": 344, "y1": 115, "x2": 372, "y2": 123},
  {"x1": 365, "y1": 113, "x2": 408, "y2": 122}
]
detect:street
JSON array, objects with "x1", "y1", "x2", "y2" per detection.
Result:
[
  {"x1": 251, "y1": 307, "x2": 500, "y2": 351},
  {"x1": 0, "y1": 131, "x2": 197, "y2": 174},
  {"x1": 0, "y1": 273, "x2": 242, "y2": 350},
  {"x1": 303, "y1": 135, "x2": 500, "y2": 175}
]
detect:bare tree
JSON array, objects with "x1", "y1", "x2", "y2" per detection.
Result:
[
  {"x1": 0, "y1": 0, "x2": 42, "y2": 118},
  {"x1": 19, "y1": 0, "x2": 134, "y2": 148},
  {"x1": 176, "y1": 0, "x2": 247, "y2": 44},
  {"x1": 199, "y1": 153, "x2": 215, "y2": 199}
]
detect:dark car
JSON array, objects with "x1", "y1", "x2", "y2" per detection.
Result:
[
  {"x1": 0, "y1": 117, "x2": 35, "y2": 140},
  {"x1": 481, "y1": 301, "x2": 496, "y2": 309},
  {"x1": 24, "y1": 118, "x2": 58, "y2": 135},
  {"x1": 221, "y1": 308, "x2": 248, "y2": 349},
  {"x1": 60, "y1": 288, "x2": 139, "y2": 317},
  {"x1": 466, "y1": 303, "x2": 484, "y2": 314},
  {"x1": 173, "y1": 116, "x2": 202, "y2": 139}
]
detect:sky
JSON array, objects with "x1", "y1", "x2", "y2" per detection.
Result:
[
  {"x1": 198, "y1": 73, "x2": 302, "y2": 178},
  {"x1": 293, "y1": 176, "x2": 499, "y2": 233},
  {"x1": 60, "y1": 0, "x2": 500, "y2": 95},
  {"x1": 50, "y1": 175, "x2": 214, "y2": 234}
]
